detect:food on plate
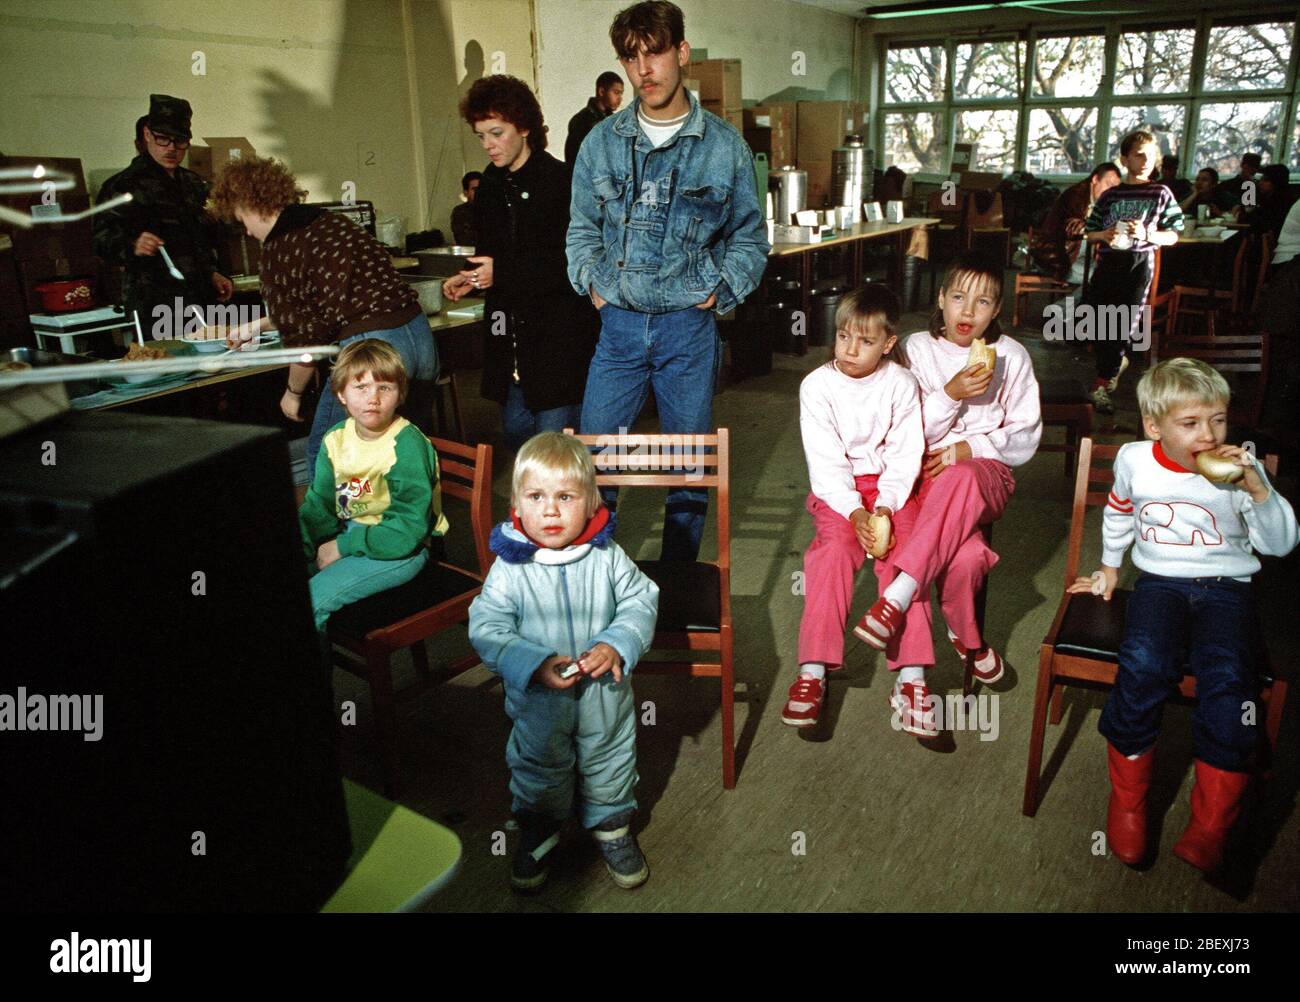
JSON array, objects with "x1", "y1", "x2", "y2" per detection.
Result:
[
  {"x1": 0, "y1": 360, "x2": 32, "y2": 374},
  {"x1": 123, "y1": 343, "x2": 167, "y2": 362}
]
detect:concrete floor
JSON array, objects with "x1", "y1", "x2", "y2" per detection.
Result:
[{"x1": 333, "y1": 297, "x2": 1299, "y2": 912}]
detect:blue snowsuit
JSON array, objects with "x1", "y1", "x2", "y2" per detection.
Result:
[{"x1": 468, "y1": 515, "x2": 659, "y2": 828}]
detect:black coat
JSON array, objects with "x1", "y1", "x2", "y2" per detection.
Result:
[{"x1": 474, "y1": 149, "x2": 599, "y2": 411}]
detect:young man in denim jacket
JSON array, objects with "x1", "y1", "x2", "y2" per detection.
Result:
[{"x1": 566, "y1": 0, "x2": 770, "y2": 561}]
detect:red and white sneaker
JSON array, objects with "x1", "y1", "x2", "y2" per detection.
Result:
[
  {"x1": 947, "y1": 628, "x2": 1005, "y2": 684},
  {"x1": 781, "y1": 674, "x2": 826, "y2": 727},
  {"x1": 890, "y1": 680, "x2": 938, "y2": 737},
  {"x1": 853, "y1": 596, "x2": 904, "y2": 650}
]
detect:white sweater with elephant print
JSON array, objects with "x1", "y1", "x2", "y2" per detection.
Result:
[{"x1": 1102, "y1": 440, "x2": 1298, "y2": 580}]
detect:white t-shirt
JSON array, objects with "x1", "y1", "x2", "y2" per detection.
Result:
[
  {"x1": 638, "y1": 106, "x2": 687, "y2": 148},
  {"x1": 1271, "y1": 198, "x2": 1300, "y2": 266}
]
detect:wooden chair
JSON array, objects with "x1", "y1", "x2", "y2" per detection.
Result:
[
  {"x1": 328, "y1": 436, "x2": 494, "y2": 796},
  {"x1": 1250, "y1": 231, "x2": 1276, "y2": 314},
  {"x1": 1013, "y1": 226, "x2": 1076, "y2": 327},
  {"x1": 565, "y1": 427, "x2": 737, "y2": 788},
  {"x1": 1160, "y1": 329, "x2": 1269, "y2": 433},
  {"x1": 964, "y1": 189, "x2": 1011, "y2": 266},
  {"x1": 927, "y1": 189, "x2": 966, "y2": 299},
  {"x1": 1163, "y1": 232, "x2": 1254, "y2": 345},
  {"x1": 1038, "y1": 379, "x2": 1094, "y2": 478},
  {"x1": 1022, "y1": 438, "x2": 1287, "y2": 817}
]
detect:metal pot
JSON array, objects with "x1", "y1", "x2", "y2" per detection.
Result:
[
  {"x1": 769, "y1": 167, "x2": 807, "y2": 225},
  {"x1": 406, "y1": 277, "x2": 443, "y2": 315}
]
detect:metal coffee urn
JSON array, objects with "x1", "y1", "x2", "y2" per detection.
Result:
[
  {"x1": 831, "y1": 134, "x2": 873, "y2": 211},
  {"x1": 769, "y1": 166, "x2": 807, "y2": 225}
]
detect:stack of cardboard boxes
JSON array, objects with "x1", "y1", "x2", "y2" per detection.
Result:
[
  {"x1": 184, "y1": 137, "x2": 261, "y2": 277},
  {"x1": 743, "y1": 103, "x2": 796, "y2": 168},
  {"x1": 796, "y1": 101, "x2": 869, "y2": 210},
  {"x1": 686, "y1": 58, "x2": 743, "y2": 132}
]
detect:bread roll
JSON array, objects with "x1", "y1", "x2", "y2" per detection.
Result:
[
  {"x1": 967, "y1": 337, "x2": 996, "y2": 372},
  {"x1": 1195, "y1": 449, "x2": 1244, "y2": 484},
  {"x1": 867, "y1": 511, "x2": 892, "y2": 559}
]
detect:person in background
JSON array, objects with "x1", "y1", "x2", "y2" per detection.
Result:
[
  {"x1": 450, "y1": 170, "x2": 482, "y2": 246},
  {"x1": 444, "y1": 75, "x2": 599, "y2": 453},
  {"x1": 132, "y1": 115, "x2": 149, "y2": 156},
  {"x1": 1079, "y1": 130, "x2": 1183, "y2": 414},
  {"x1": 94, "y1": 94, "x2": 233, "y2": 336},
  {"x1": 1215, "y1": 152, "x2": 1262, "y2": 217},
  {"x1": 1244, "y1": 163, "x2": 1293, "y2": 242},
  {"x1": 1178, "y1": 167, "x2": 1225, "y2": 217},
  {"x1": 209, "y1": 156, "x2": 438, "y2": 474},
  {"x1": 568, "y1": 0, "x2": 770, "y2": 562},
  {"x1": 298, "y1": 340, "x2": 448, "y2": 634},
  {"x1": 1156, "y1": 154, "x2": 1191, "y2": 203},
  {"x1": 565, "y1": 71, "x2": 625, "y2": 164},
  {"x1": 1030, "y1": 162, "x2": 1121, "y2": 283}
]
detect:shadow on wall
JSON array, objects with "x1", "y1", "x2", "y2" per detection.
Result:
[
  {"x1": 252, "y1": 0, "x2": 478, "y2": 239},
  {"x1": 757, "y1": 67, "x2": 853, "y2": 105}
]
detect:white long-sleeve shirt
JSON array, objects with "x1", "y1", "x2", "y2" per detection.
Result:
[
  {"x1": 1272, "y1": 198, "x2": 1300, "y2": 265},
  {"x1": 799, "y1": 359, "x2": 924, "y2": 519},
  {"x1": 1103, "y1": 440, "x2": 1299, "y2": 580},
  {"x1": 903, "y1": 331, "x2": 1043, "y2": 467}
]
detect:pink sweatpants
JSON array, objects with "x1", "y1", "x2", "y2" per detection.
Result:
[
  {"x1": 892, "y1": 458, "x2": 1016, "y2": 652},
  {"x1": 798, "y1": 474, "x2": 930, "y2": 670}
]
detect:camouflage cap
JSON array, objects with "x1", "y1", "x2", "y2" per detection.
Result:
[{"x1": 147, "y1": 94, "x2": 193, "y2": 141}]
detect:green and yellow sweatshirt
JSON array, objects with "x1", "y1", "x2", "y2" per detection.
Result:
[{"x1": 299, "y1": 416, "x2": 449, "y2": 561}]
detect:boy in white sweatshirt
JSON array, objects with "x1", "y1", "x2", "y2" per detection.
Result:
[{"x1": 1069, "y1": 358, "x2": 1298, "y2": 873}]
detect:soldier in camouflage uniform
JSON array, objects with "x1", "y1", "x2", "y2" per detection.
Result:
[{"x1": 93, "y1": 94, "x2": 233, "y2": 337}]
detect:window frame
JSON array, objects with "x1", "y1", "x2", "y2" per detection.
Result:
[{"x1": 877, "y1": 11, "x2": 1300, "y2": 186}]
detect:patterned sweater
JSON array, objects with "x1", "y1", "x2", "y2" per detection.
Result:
[
  {"x1": 299, "y1": 416, "x2": 449, "y2": 561},
  {"x1": 1102, "y1": 441, "x2": 1298, "y2": 580},
  {"x1": 260, "y1": 206, "x2": 419, "y2": 347},
  {"x1": 1085, "y1": 180, "x2": 1184, "y2": 258}
]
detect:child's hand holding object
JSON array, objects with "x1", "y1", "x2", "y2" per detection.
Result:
[{"x1": 577, "y1": 642, "x2": 624, "y2": 682}]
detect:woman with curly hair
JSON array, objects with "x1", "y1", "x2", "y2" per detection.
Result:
[
  {"x1": 443, "y1": 74, "x2": 598, "y2": 452},
  {"x1": 209, "y1": 156, "x2": 438, "y2": 472}
]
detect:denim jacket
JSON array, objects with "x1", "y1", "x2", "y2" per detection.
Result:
[{"x1": 566, "y1": 90, "x2": 770, "y2": 315}]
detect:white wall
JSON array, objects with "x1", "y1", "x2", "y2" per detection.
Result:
[
  {"x1": 535, "y1": 0, "x2": 859, "y2": 162},
  {"x1": 0, "y1": 0, "x2": 535, "y2": 241}
]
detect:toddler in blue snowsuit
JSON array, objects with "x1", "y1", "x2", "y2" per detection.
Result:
[{"x1": 469, "y1": 432, "x2": 659, "y2": 890}]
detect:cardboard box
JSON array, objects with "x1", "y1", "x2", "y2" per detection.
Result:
[
  {"x1": 747, "y1": 102, "x2": 796, "y2": 134},
  {"x1": 185, "y1": 137, "x2": 256, "y2": 182},
  {"x1": 801, "y1": 159, "x2": 833, "y2": 209},
  {"x1": 701, "y1": 100, "x2": 743, "y2": 132},
  {"x1": 686, "y1": 59, "x2": 742, "y2": 108},
  {"x1": 796, "y1": 101, "x2": 869, "y2": 166}
]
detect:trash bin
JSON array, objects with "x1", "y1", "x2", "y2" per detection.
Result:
[{"x1": 811, "y1": 286, "x2": 846, "y2": 347}]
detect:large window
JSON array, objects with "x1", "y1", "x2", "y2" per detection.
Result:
[
  {"x1": 1115, "y1": 26, "x2": 1194, "y2": 95},
  {"x1": 1108, "y1": 104, "x2": 1186, "y2": 160},
  {"x1": 1032, "y1": 33, "x2": 1105, "y2": 98},
  {"x1": 1195, "y1": 101, "x2": 1284, "y2": 173},
  {"x1": 883, "y1": 111, "x2": 947, "y2": 173},
  {"x1": 1204, "y1": 20, "x2": 1293, "y2": 92},
  {"x1": 879, "y1": 14, "x2": 1300, "y2": 180},
  {"x1": 1027, "y1": 107, "x2": 1097, "y2": 174}
]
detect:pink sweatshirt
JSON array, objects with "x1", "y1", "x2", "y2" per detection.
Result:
[
  {"x1": 799, "y1": 359, "x2": 924, "y2": 519},
  {"x1": 903, "y1": 331, "x2": 1042, "y2": 468}
]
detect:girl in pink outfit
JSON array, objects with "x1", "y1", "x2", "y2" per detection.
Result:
[
  {"x1": 853, "y1": 252, "x2": 1042, "y2": 735},
  {"x1": 782, "y1": 285, "x2": 926, "y2": 730}
]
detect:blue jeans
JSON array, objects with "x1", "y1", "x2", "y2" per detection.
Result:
[
  {"x1": 307, "y1": 525, "x2": 429, "y2": 633},
  {"x1": 1099, "y1": 573, "x2": 1259, "y2": 771},
  {"x1": 579, "y1": 302, "x2": 720, "y2": 561},
  {"x1": 306, "y1": 314, "x2": 440, "y2": 474},
  {"x1": 501, "y1": 382, "x2": 581, "y2": 454}
]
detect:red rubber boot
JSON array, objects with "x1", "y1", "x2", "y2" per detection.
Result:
[
  {"x1": 1172, "y1": 760, "x2": 1251, "y2": 873},
  {"x1": 1107, "y1": 743, "x2": 1154, "y2": 865}
]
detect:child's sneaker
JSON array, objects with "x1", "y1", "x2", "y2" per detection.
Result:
[
  {"x1": 781, "y1": 674, "x2": 826, "y2": 727},
  {"x1": 592, "y1": 810, "x2": 649, "y2": 889},
  {"x1": 947, "y1": 628, "x2": 1005, "y2": 684},
  {"x1": 890, "y1": 680, "x2": 938, "y2": 737},
  {"x1": 511, "y1": 811, "x2": 563, "y2": 892},
  {"x1": 853, "y1": 596, "x2": 904, "y2": 649}
]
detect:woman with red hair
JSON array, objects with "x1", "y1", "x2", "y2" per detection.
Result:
[{"x1": 444, "y1": 74, "x2": 598, "y2": 452}]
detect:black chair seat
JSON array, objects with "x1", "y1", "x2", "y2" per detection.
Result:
[
  {"x1": 1053, "y1": 589, "x2": 1130, "y2": 662},
  {"x1": 1040, "y1": 378, "x2": 1091, "y2": 406},
  {"x1": 331, "y1": 560, "x2": 482, "y2": 641},
  {"x1": 635, "y1": 560, "x2": 721, "y2": 632}
]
